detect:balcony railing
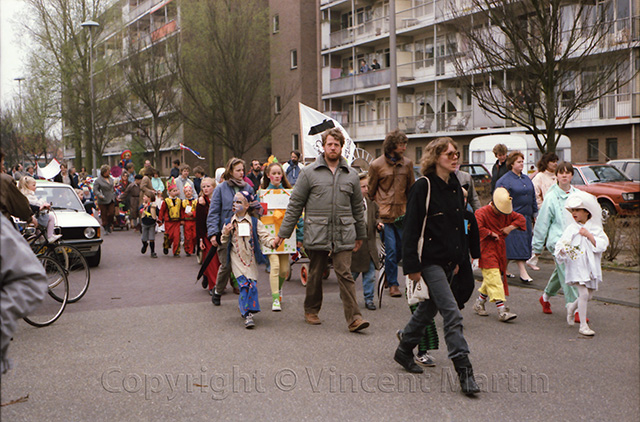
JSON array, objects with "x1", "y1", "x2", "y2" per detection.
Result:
[
  {"x1": 329, "y1": 68, "x2": 391, "y2": 93},
  {"x1": 329, "y1": 14, "x2": 389, "y2": 49},
  {"x1": 151, "y1": 20, "x2": 177, "y2": 41}
]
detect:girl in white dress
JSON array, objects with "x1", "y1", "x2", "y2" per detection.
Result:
[{"x1": 554, "y1": 191, "x2": 609, "y2": 336}]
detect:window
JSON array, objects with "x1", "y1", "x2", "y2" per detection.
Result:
[
  {"x1": 606, "y1": 138, "x2": 618, "y2": 159},
  {"x1": 290, "y1": 50, "x2": 298, "y2": 69},
  {"x1": 275, "y1": 96, "x2": 281, "y2": 114},
  {"x1": 463, "y1": 144, "x2": 469, "y2": 163},
  {"x1": 587, "y1": 139, "x2": 599, "y2": 161},
  {"x1": 273, "y1": 15, "x2": 279, "y2": 33},
  {"x1": 375, "y1": 148, "x2": 381, "y2": 158},
  {"x1": 292, "y1": 134, "x2": 299, "y2": 151},
  {"x1": 416, "y1": 146, "x2": 422, "y2": 162},
  {"x1": 472, "y1": 151, "x2": 485, "y2": 164}
]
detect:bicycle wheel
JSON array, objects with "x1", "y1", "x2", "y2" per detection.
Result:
[
  {"x1": 47, "y1": 244, "x2": 90, "y2": 303},
  {"x1": 24, "y1": 256, "x2": 69, "y2": 327}
]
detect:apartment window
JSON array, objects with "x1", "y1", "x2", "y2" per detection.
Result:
[
  {"x1": 587, "y1": 139, "x2": 599, "y2": 161},
  {"x1": 275, "y1": 96, "x2": 282, "y2": 114},
  {"x1": 273, "y1": 15, "x2": 279, "y2": 33},
  {"x1": 290, "y1": 49, "x2": 298, "y2": 69},
  {"x1": 606, "y1": 138, "x2": 618, "y2": 159},
  {"x1": 416, "y1": 146, "x2": 422, "y2": 162},
  {"x1": 292, "y1": 134, "x2": 299, "y2": 151},
  {"x1": 375, "y1": 148, "x2": 382, "y2": 158}
]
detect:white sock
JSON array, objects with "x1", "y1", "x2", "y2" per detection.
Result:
[
  {"x1": 542, "y1": 292, "x2": 550, "y2": 302},
  {"x1": 577, "y1": 286, "x2": 590, "y2": 329}
]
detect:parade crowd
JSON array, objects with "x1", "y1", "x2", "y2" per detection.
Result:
[{"x1": 1, "y1": 130, "x2": 610, "y2": 396}]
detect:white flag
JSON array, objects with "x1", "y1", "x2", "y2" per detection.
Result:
[
  {"x1": 36, "y1": 159, "x2": 61, "y2": 180},
  {"x1": 299, "y1": 103, "x2": 355, "y2": 164}
]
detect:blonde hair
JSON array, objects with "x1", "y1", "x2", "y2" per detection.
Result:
[
  {"x1": 419, "y1": 137, "x2": 458, "y2": 175},
  {"x1": 199, "y1": 177, "x2": 217, "y2": 198},
  {"x1": 18, "y1": 175, "x2": 36, "y2": 196}
]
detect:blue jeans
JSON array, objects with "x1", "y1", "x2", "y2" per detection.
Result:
[
  {"x1": 352, "y1": 259, "x2": 376, "y2": 303},
  {"x1": 383, "y1": 224, "x2": 402, "y2": 287},
  {"x1": 399, "y1": 265, "x2": 469, "y2": 361}
]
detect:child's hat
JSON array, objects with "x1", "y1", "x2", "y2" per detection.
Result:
[
  {"x1": 493, "y1": 187, "x2": 513, "y2": 214},
  {"x1": 167, "y1": 177, "x2": 177, "y2": 191},
  {"x1": 564, "y1": 190, "x2": 602, "y2": 222}
]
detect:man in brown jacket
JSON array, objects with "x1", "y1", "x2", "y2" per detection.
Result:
[{"x1": 368, "y1": 129, "x2": 415, "y2": 297}]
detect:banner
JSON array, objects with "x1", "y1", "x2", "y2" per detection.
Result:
[
  {"x1": 299, "y1": 103, "x2": 355, "y2": 164},
  {"x1": 36, "y1": 159, "x2": 61, "y2": 180}
]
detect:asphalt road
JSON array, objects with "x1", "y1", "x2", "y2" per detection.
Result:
[{"x1": 1, "y1": 230, "x2": 638, "y2": 421}]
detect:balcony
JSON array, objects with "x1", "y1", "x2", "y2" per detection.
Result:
[
  {"x1": 151, "y1": 20, "x2": 177, "y2": 41},
  {"x1": 329, "y1": 68, "x2": 391, "y2": 94}
]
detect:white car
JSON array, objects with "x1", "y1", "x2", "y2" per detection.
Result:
[
  {"x1": 608, "y1": 159, "x2": 640, "y2": 182},
  {"x1": 35, "y1": 180, "x2": 103, "y2": 266}
]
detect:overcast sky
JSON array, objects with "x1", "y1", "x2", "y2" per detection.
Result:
[{"x1": 1, "y1": 0, "x2": 28, "y2": 106}]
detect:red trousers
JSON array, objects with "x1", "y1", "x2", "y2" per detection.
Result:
[
  {"x1": 164, "y1": 220, "x2": 181, "y2": 254},
  {"x1": 201, "y1": 237, "x2": 221, "y2": 290},
  {"x1": 184, "y1": 220, "x2": 196, "y2": 254}
]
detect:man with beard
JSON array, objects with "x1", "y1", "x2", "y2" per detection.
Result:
[
  {"x1": 275, "y1": 129, "x2": 369, "y2": 332},
  {"x1": 283, "y1": 150, "x2": 303, "y2": 185},
  {"x1": 247, "y1": 159, "x2": 263, "y2": 189},
  {"x1": 368, "y1": 129, "x2": 415, "y2": 297}
]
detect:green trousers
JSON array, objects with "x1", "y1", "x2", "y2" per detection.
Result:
[{"x1": 544, "y1": 258, "x2": 578, "y2": 305}]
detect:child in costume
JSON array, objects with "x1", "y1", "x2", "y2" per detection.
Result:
[
  {"x1": 258, "y1": 162, "x2": 303, "y2": 311},
  {"x1": 473, "y1": 187, "x2": 526, "y2": 322},
  {"x1": 158, "y1": 178, "x2": 182, "y2": 256},
  {"x1": 220, "y1": 191, "x2": 276, "y2": 328},
  {"x1": 140, "y1": 192, "x2": 158, "y2": 258},
  {"x1": 351, "y1": 172, "x2": 383, "y2": 311},
  {"x1": 181, "y1": 185, "x2": 198, "y2": 257},
  {"x1": 555, "y1": 191, "x2": 609, "y2": 336}
]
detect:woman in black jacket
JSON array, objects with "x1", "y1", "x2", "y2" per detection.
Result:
[{"x1": 393, "y1": 137, "x2": 480, "y2": 396}]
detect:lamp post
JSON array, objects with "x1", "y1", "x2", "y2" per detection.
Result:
[
  {"x1": 81, "y1": 20, "x2": 99, "y2": 176},
  {"x1": 14, "y1": 77, "x2": 25, "y2": 164}
]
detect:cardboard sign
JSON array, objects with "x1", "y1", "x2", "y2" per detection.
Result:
[{"x1": 259, "y1": 188, "x2": 296, "y2": 254}]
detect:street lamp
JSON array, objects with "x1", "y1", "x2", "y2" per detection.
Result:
[
  {"x1": 14, "y1": 77, "x2": 26, "y2": 165},
  {"x1": 81, "y1": 20, "x2": 99, "y2": 176}
]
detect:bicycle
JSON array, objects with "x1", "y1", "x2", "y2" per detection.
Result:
[
  {"x1": 24, "y1": 222, "x2": 91, "y2": 303},
  {"x1": 23, "y1": 255, "x2": 69, "y2": 327}
]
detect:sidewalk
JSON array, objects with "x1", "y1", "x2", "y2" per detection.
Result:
[{"x1": 473, "y1": 256, "x2": 640, "y2": 308}]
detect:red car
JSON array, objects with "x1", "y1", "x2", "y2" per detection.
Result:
[{"x1": 572, "y1": 164, "x2": 640, "y2": 219}]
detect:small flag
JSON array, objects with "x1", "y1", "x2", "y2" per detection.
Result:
[{"x1": 179, "y1": 143, "x2": 206, "y2": 160}]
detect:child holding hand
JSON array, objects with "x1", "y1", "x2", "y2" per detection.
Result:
[
  {"x1": 555, "y1": 191, "x2": 609, "y2": 336},
  {"x1": 220, "y1": 191, "x2": 277, "y2": 328},
  {"x1": 139, "y1": 192, "x2": 158, "y2": 258}
]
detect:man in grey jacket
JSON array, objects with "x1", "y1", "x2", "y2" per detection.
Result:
[{"x1": 275, "y1": 128, "x2": 370, "y2": 332}]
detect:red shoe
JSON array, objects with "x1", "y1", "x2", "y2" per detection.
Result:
[
  {"x1": 574, "y1": 312, "x2": 590, "y2": 323},
  {"x1": 539, "y1": 296, "x2": 552, "y2": 314}
]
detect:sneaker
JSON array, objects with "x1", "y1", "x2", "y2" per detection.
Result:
[
  {"x1": 415, "y1": 352, "x2": 436, "y2": 367},
  {"x1": 47, "y1": 234, "x2": 62, "y2": 244},
  {"x1": 244, "y1": 313, "x2": 255, "y2": 329},
  {"x1": 578, "y1": 325, "x2": 595, "y2": 336},
  {"x1": 365, "y1": 301, "x2": 377, "y2": 310},
  {"x1": 473, "y1": 299, "x2": 488, "y2": 316},
  {"x1": 212, "y1": 293, "x2": 221, "y2": 306},
  {"x1": 539, "y1": 296, "x2": 552, "y2": 314},
  {"x1": 272, "y1": 299, "x2": 281, "y2": 312},
  {"x1": 150, "y1": 252, "x2": 158, "y2": 258},
  {"x1": 141, "y1": 243, "x2": 148, "y2": 254},
  {"x1": 163, "y1": 248, "x2": 169, "y2": 255},
  {"x1": 498, "y1": 309, "x2": 517, "y2": 322}
]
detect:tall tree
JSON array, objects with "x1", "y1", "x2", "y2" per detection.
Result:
[
  {"x1": 22, "y1": 0, "x2": 114, "y2": 169},
  {"x1": 452, "y1": 0, "x2": 634, "y2": 152},
  {"x1": 118, "y1": 34, "x2": 181, "y2": 166},
  {"x1": 175, "y1": 0, "x2": 292, "y2": 170}
]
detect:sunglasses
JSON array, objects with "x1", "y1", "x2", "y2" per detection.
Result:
[{"x1": 442, "y1": 151, "x2": 460, "y2": 159}]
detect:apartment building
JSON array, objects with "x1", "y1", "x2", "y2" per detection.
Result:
[
  {"x1": 269, "y1": 0, "x2": 319, "y2": 163},
  {"x1": 318, "y1": 0, "x2": 640, "y2": 165}
]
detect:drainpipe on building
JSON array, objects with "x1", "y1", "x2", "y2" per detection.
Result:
[{"x1": 389, "y1": 0, "x2": 398, "y2": 131}]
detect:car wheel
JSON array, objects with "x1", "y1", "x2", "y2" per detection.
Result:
[
  {"x1": 86, "y1": 246, "x2": 101, "y2": 267},
  {"x1": 600, "y1": 201, "x2": 616, "y2": 222}
]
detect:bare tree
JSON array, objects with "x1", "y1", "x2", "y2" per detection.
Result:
[
  {"x1": 174, "y1": 0, "x2": 293, "y2": 170},
  {"x1": 452, "y1": 0, "x2": 634, "y2": 152},
  {"x1": 22, "y1": 0, "x2": 114, "y2": 169},
  {"x1": 117, "y1": 35, "x2": 181, "y2": 166}
]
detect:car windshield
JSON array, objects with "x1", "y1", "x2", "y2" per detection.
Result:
[
  {"x1": 581, "y1": 165, "x2": 631, "y2": 183},
  {"x1": 35, "y1": 186, "x2": 85, "y2": 212},
  {"x1": 463, "y1": 165, "x2": 489, "y2": 177}
]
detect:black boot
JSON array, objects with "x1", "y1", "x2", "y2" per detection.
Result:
[
  {"x1": 141, "y1": 241, "x2": 148, "y2": 254},
  {"x1": 452, "y1": 355, "x2": 480, "y2": 395},
  {"x1": 394, "y1": 347, "x2": 423, "y2": 373},
  {"x1": 212, "y1": 292, "x2": 221, "y2": 306}
]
